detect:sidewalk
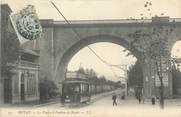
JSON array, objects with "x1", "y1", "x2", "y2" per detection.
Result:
[
  {"x1": 0, "y1": 90, "x2": 118, "y2": 108},
  {"x1": 0, "y1": 98, "x2": 61, "y2": 108},
  {"x1": 119, "y1": 95, "x2": 181, "y2": 108}
]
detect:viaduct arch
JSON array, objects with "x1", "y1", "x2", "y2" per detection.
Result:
[{"x1": 24, "y1": 18, "x2": 181, "y2": 98}]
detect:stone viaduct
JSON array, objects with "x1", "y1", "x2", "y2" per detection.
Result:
[{"x1": 24, "y1": 17, "x2": 181, "y2": 98}]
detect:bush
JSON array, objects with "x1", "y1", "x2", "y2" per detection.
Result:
[{"x1": 39, "y1": 77, "x2": 59, "y2": 100}]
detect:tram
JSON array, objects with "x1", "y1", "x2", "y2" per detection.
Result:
[
  {"x1": 61, "y1": 78, "x2": 91, "y2": 104},
  {"x1": 61, "y1": 72, "x2": 118, "y2": 104}
]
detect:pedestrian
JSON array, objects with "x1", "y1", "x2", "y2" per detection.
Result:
[
  {"x1": 138, "y1": 94, "x2": 142, "y2": 104},
  {"x1": 112, "y1": 93, "x2": 117, "y2": 106},
  {"x1": 122, "y1": 91, "x2": 125, "y2": 100},
  {"x1": 151, "y1": 96, "x2": 156, "y2": 105}
]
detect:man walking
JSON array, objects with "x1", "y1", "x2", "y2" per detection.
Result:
[
  {"x1": 138, "y1": 93, "x2": 142, "y2": 104},
  {"x1": 112, "y1": 93, "x2": 117, "y2": 106}
]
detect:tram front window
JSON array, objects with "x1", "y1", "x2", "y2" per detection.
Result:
[{"x1": 63, "y1": 83, "x2": 80, "y2": 94}]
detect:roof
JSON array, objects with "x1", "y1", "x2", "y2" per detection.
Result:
[{"x1": 63, "y1": 78, "x2": 89, "y2": 84}]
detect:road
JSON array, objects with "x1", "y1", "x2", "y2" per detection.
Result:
[
  {"x1": 34, "y1": 90, "x2": 181, "y2": 117},
  {"x1": 1, "y1": 89, "x2": 181, "y2": 117}
]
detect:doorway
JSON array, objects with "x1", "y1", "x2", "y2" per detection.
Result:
[
  {"x1": 20, "y1": 73, "x2": 25, "y2": 102},
  {"x1": 4, "y1": 78, "x2": 12, "y2": 103}
]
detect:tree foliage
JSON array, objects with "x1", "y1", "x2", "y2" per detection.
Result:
[
  {"x1": 128, "y1": 22, "x2": 175, "y2": 108},
  {"x1": 76, "y1": 68, "x2": 120, "y2": 87},
  {"x1": 39, "y1": 77, "x2": 58, "y2": 100},
  {"x1": 84, "y1": 68, "x2": 97, "y2": 79},
  {"x1": 128, "y1": 26, "x2": 171, "y2": 60},
  {"x1": 127, "y1": 60, "x2": 143, "y2": 88},
  {"x1": 77, "y1": 66, "x2": 85, "y2": 74}
]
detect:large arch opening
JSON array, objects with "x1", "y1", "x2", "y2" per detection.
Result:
[
  {"x1": 55, "y1": 35, "x2": 144, "y2": 85},
  {"x1": 56, "y1": 35, "x2": 145, "y2": 104},
  {"x1": 171, "y1": 40, "x2": 181, "y2": 96}
]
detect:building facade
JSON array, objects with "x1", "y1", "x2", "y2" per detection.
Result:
[
  {"x1": 1, "y1": 4, "x2": 40, "y2": 104},
  {"x1": 9, "y1": 49, "x2": 40, "y2": 104},
  {"x1": 2, "y1": 49, "x2": 40, "y2": 104}
]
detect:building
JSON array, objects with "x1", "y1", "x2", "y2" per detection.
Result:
[
  {"x1": 1, "y1": 4, "x2": 40, "y2": 104},
  {"x1": 4, "y1": 49, "x2": 40, "y2": 104}
]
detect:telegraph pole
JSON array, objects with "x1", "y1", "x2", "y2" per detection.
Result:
[{"x1": 111, "y1": 65, "x2": 128, "y2": 95}]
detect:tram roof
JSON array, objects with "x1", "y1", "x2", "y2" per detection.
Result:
[{"x1": 63, "y1": 78, "x2": 89, "y2": 84}]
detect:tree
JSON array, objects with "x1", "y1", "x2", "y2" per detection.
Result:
[
  {"x1": 146, "y1": 26, "x2": 171, "y2": 109},
  {"x1": 99, "y1": 75, "x2": 106, "y2": 82},
  {"x1": 85, "y1": 68, "x2": 97, "y2": 79},
  {"x1": 149, "y1": 32, "x2": 169, "y2": 109},
  {"x1": 128, "y1": 20, "x2": 174, "y2": 108},
  {"x1": 127, "y1": 60, "x2": 143, "y2": 99},
  {"x1": 77, "y1": 66, "x2": 85, "y2": 74},
  {"x1": 39, "y1": 77, "x2": 58, "y2": 100},
  {"x1": 127, "y1": 60, "x2": 143, "y2": 89}
]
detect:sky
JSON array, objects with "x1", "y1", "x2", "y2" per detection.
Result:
[
  {"x1": 1, "y1": 0, "x2": 181, "y2": 81},
  {"x1": 67, "y1": 42, "x2": 137, "y2": 81},
  {"x1": 171, "y1": 41, "x2": 181, "y2": 58},
  {"x1": 2, "y1": 0, "x2": 181, "y2": 20}
]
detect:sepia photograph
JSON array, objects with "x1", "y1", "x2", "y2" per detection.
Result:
[{"x1": 0, "y1": 0, "x2": 181, "y2": 117}]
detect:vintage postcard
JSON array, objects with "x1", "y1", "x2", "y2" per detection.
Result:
[{"x1": 0, "y1": 0, "x2": 181, "y2": 117}]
